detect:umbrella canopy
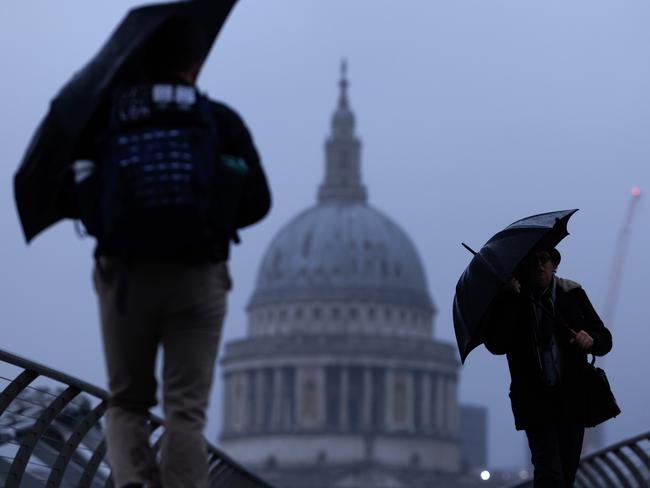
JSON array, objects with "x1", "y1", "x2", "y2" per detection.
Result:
[
  {"x1": 452, "y1": 209, "x2": 579, "y2": 363},
  {"x1": 14, "y1": 0, "x2": 238, "y2": 242}
]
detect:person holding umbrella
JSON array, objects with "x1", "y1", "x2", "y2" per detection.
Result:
[
  {"x1": 483, "y1": 246, "x2": 612, "y2": 487},
  {"x1": 15, "y1": 2, "x2": 270, "y2": 487},
  {"x1": 453, "y1": 210, "x2": 614, "y2": 488}
]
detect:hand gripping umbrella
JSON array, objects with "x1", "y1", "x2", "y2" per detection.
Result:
[
  {"x1": 14, "y1": 0, "x2": 238, "y2": 242},
  {"x1": 452, "y1": 209, "x2": 578, "y2": 363}
]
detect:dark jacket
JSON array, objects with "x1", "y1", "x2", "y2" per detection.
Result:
[
  {"x1": 208, "y1": 100, "x2": 271, "y2": 231},
  {"x1": 483, "y1": 277, "x2": 612, "y2": 430}
]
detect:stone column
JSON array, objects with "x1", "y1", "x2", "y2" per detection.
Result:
[
  {"x1": 223, "y1": 375, "x2": 231, "y2": 433},
  {"x1": 231, "y1": 372, "x2": 249, "y2": 433},
  {"x1": 272, "y1": 368, "x2": 283, "y2": 430},
  {"x1": 362, "y1": 367, "x2": 373, "y2": 429},
  {"x1": 406, "y1": 372, "x2": 415, "y2": 432},
  {"x1": 447, "y1": 378, "x2": 457, "y2": 435},
  {"x1": 421, "y1": 373, "x2": 432, "y2": 432},
  {"x1": 384, "y1": 369, "x2": 393, "y2": 430},
  {"x1": 339, "y1": 367, "x2": 349, "y2": 430},
  {"x1": 255, "y1": 369, "x2": 265, "y2": 430},
  {"x1": 292, "y1": 367, "x2": 302, "y2": 426},
  {"x1": 435, "y1": 374, "x2": 446, "y2": 434}
]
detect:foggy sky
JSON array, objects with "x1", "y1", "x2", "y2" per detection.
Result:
[{"x1": 1, "y1": 1, "x2": 648, "y2": 470}]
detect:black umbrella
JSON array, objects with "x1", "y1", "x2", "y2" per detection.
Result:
[
  {"x1": 452, "y1": 209, "x2": 579, "y2": 364},
  {"x1": 14, "y1": 0, "x2": 238, "y2": 242}
]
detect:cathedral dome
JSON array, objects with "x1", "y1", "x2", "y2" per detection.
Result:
[
  {"x1": 220, "y1": 64, "x2": 461, "y2": 479},
  {"x1": 249, "y1": 60, "x2": 433, "y2": 314},
  {"x1": 249, "y1": 201, "x2": 433, "y2": 311}
]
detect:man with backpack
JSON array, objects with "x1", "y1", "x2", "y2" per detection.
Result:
[{"x1": 75, "y1": 19, "x2": 271, "y2": 488}]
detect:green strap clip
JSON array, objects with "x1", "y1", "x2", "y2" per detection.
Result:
[{"x1": 221, "y1": 154, "x2": 249, "y2": 175}]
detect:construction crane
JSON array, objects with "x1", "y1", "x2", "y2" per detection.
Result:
[
  {"x1": 584, "y1": 186, "x2": 642, "y2": 455},
  {"x1": 603, "y1": 186, "x2": 642, "y2": 325}
]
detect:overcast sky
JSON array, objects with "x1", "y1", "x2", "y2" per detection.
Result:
[{"x1": 1, "y1": 0, "x2": 648, "y2": 470}]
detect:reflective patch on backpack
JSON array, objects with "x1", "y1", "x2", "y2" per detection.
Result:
[
  {"x1": 152, "y1": 84, "x2": 174, "y2": 103},
  {"x1": 116, "y1": 127, "x2": 197, "y2": 207},
  {"x1": 175, "y1": 85, "x2": 196, "y2": 107},
  {"x1": 117, "y1": 86, "x2": 152, "y2": 123},
  {"x1": 151, "y1": 84, "x2": 197, "y2": 109}
]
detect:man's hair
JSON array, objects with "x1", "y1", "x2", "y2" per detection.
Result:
[
  {"x1": 513, "y1": 246, "x2": 561, "y2": 279},
  {"x1": 145, "y1": 16, "x2": 207, "y2": 79}
]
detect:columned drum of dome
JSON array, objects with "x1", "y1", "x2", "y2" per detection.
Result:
[{"x1": 220, "y1": 63, "x2": 465, "y2": 488}]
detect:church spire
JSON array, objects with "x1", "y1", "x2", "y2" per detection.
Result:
[
  {"x1": 318, "y1": 60, "x2": 367, "y2": 204},
  {"x1": 338, "y1": 59, "x2": 349, "y2": 110}
]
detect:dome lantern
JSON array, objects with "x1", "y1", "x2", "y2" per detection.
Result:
[{"x1": 318, "y1": 59, "x2": 367, "y2": 204}]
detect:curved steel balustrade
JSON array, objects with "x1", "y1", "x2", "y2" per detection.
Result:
[
  {"x1": 506, "y1": 430, "x2": 650, "y2": 488},
  {"x1": 0, "y1": 347, "x2": 273, "y2": 488},
  {"x1": 574, "y1": 431, "x2": 650, "y2": 488}
]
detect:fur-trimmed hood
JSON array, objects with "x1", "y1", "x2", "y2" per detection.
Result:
[{"x1": 556, "y1": 276, "x2": 581, "y2": 293}]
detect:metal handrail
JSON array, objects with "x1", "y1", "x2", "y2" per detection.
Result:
[
  {"x1": 504, "y1": 430, "x2": 650, "y2": 488},
  {"x1": 0, "y1": 347, "x2": 273, "y2": 488},
  {"x1": 574, "y1": 432, "x2": 650, "y2": 488}
]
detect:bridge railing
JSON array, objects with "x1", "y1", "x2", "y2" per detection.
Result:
[
  {"x1": 505, "y1": 430, "x2": 650, "y2": 488},
  {"x1": 574, "y1": 431, "x2": 650, "y2": 488},
  {"x1": 0, "y1": 347, "x2": 273, "y2": 488}
]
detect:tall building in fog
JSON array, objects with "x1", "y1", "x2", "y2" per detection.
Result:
[{"x1": 220, "y1": 64, "x2": 487, "y2": 488}]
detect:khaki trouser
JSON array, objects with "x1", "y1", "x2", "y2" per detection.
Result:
[{"x1": 94, "y1": 258, "x2": 229, "y2": 488}]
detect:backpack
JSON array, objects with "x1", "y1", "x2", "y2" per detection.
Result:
[{"x1": 77, "y1": 83, "x2": 249, "y2": 258}]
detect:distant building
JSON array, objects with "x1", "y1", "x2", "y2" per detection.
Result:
[
  {"x1": 220, "y1": 63, "x2": 491, "y2": 488},
  {"x1": 459, "y1": 405, "x2": 487, "y2": 471}
]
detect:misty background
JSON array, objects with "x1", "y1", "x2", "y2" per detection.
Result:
[{"x1": 1, "y1": 0, "x2": 648, "y2": 470}]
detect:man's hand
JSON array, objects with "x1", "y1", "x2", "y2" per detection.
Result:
[
  {"x1": 502, "y1": 278, "x2": 521, "y2": 294},
  {"x1": 570, "y1": 330, "x2": 594, "y2": 351}
]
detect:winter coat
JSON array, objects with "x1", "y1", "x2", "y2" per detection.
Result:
[{"x1": 483, "y1": 277, "x2": 612, "y2": 430}]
